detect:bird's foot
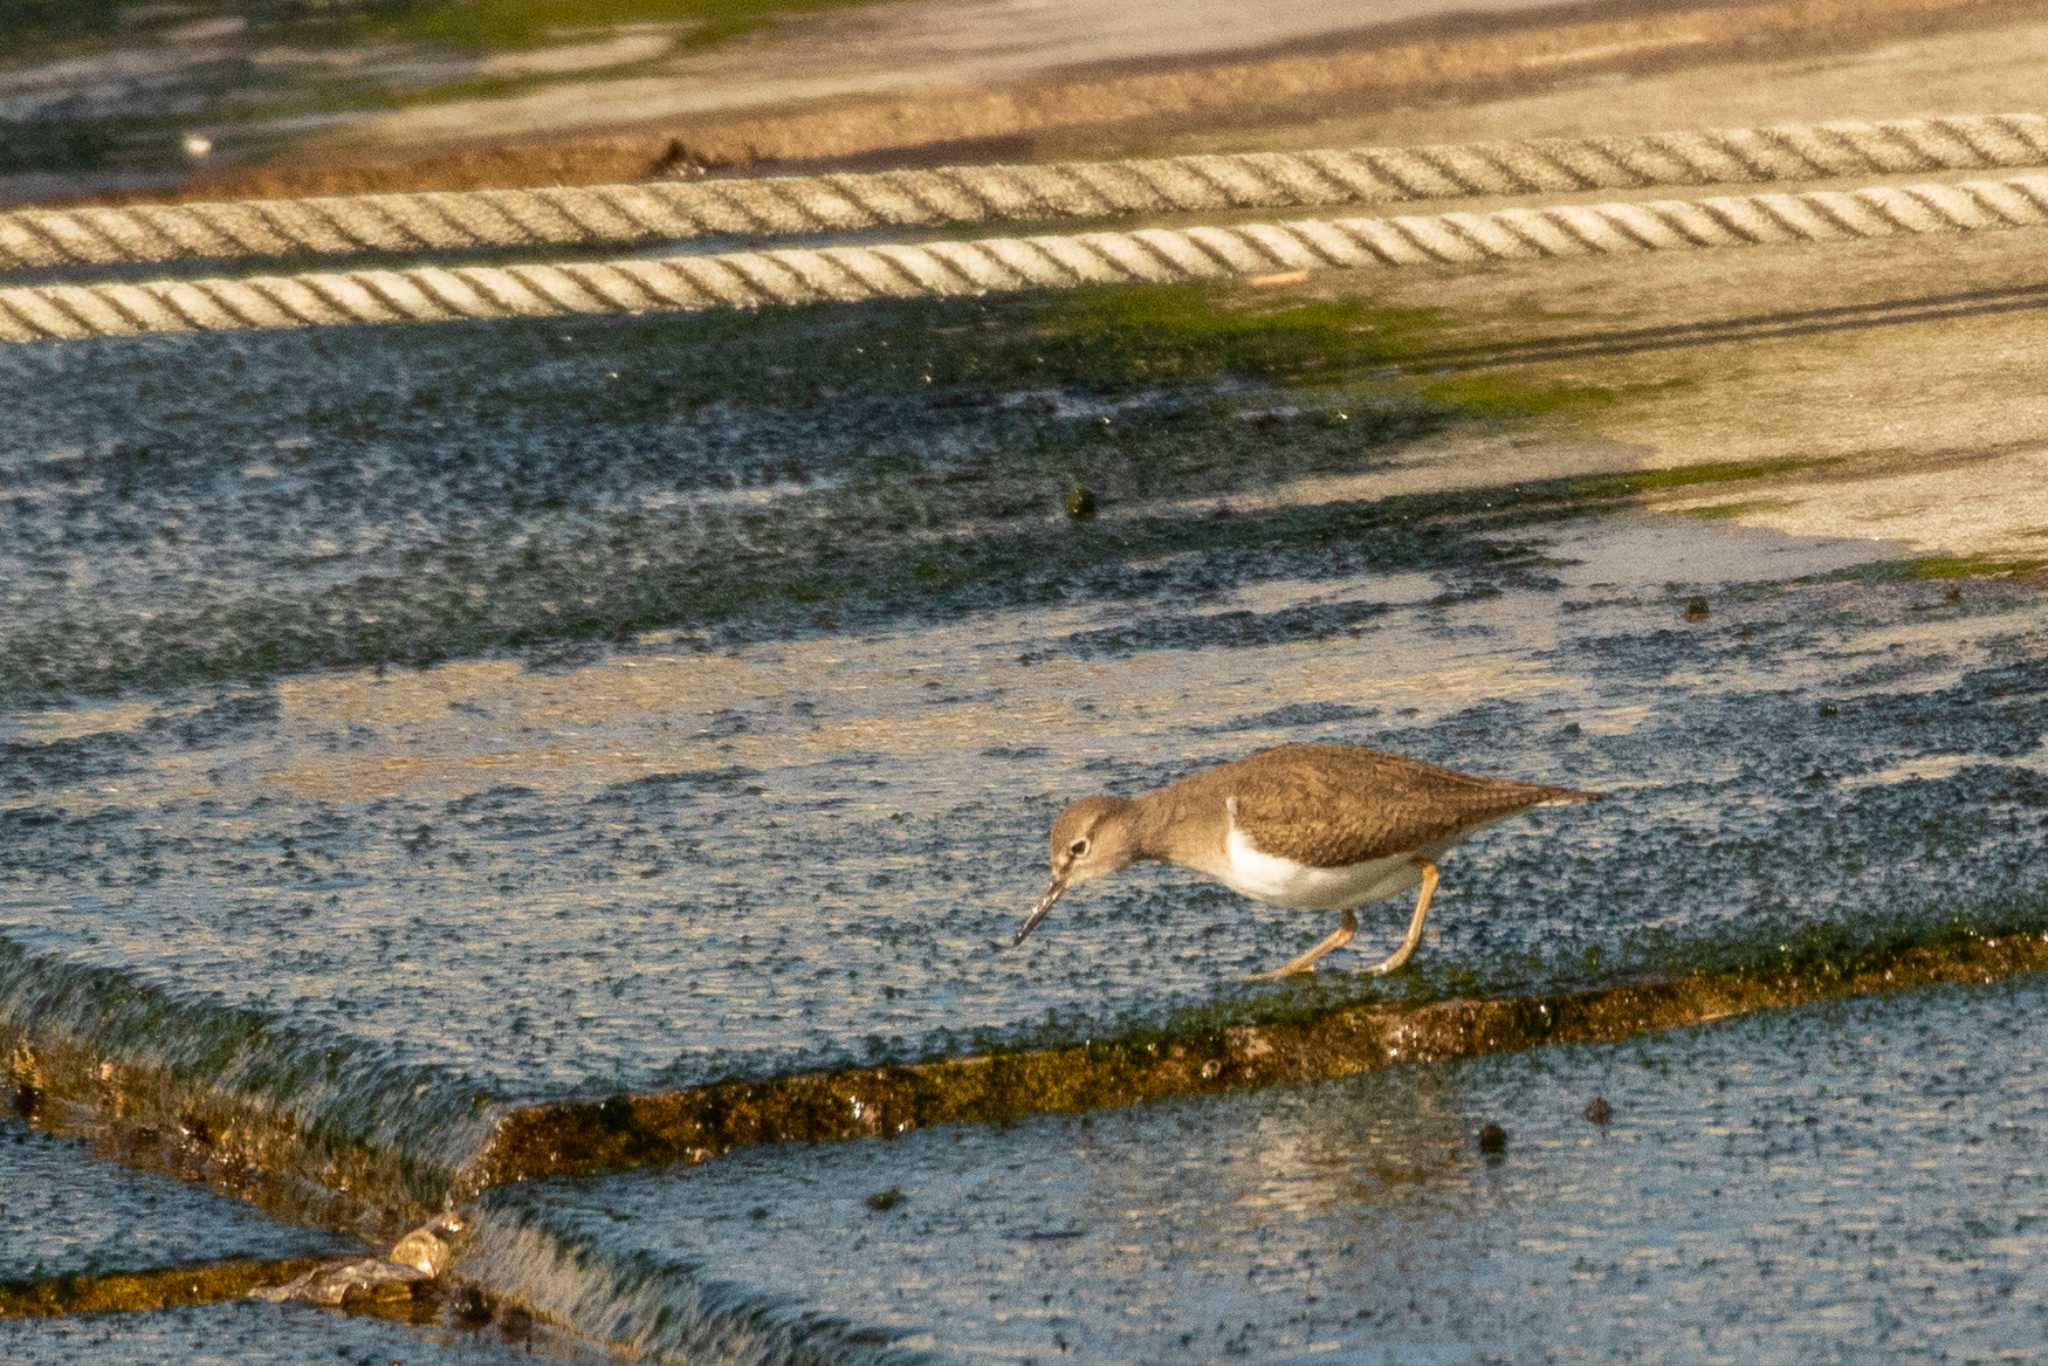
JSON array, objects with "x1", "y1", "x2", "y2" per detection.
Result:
[{"x1": 1243, "y1": 963, "x2": 1315, "y2": 983}]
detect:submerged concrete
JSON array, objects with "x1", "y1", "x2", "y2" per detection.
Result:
[{"x1": 476, "y1": 972, "x2": 2048, "y2": 1362}]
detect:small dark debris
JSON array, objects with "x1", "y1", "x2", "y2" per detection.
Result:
[
  {"x1": 451, "y1": 1284, "x2": 493, "y2": 1325},
  {"x1": 647, "y1": 138, "x2": 756, "y2": 180},
  {"x1": 1583, "y1": 1096, "x2": 1613, "y2": 1126},
  {"x1": 598, "y1": 1095, "x2": 635, "y2": 1132},
  {"x1": 1683, "y1": 596, "x2": 1710, "y2": 622},
  {"x1": 1065, "y1": 485, "x2": 1098, "y2": 521},
  {"x1": 1944, "y1": 586, "x2": 1964, "y2": 604},
  {"x1": 1477, "y1": 1123, "x2": 1508, "y2": 1155},
  {"x1": 865, "y1": 1186, "x2": 905, "y2": 1212},
  {"x1": 749, "y1": 1206, "x2": 770, "y2": 1221},
  {"x1": 1817, "y1": 702, "x2": 1839, "y2": 718}
]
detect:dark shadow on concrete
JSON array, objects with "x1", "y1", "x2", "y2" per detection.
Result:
[{"x1": 1399, "y1": 282, "x2": 2048, "y2": 373}]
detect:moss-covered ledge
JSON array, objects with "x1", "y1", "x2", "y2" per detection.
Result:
[
  {"x1": 0, "y1": 1256, "x2": 328, "y2": 1318},
  {"x1": 472, "y1": 928, "x2": 2048, "y2": 1186}
]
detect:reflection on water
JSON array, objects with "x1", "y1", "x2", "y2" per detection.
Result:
[{"x1": 480, "y1": 975, "x2": 2048, "y2": 1361}]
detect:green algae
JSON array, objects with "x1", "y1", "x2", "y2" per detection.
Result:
[
  {"x1": 1411, "y1": 372, "x2": 1624, "y2": 417},
  {"x1": 1901, "y1": 554, "x2": 2048, "y2": 580},
  {"x1": 1816, "y1": 552, "x2": 2048, "y2": 587},
  {"x1": 1037, "y1": 287, "x2": 1444, "y2": 388},
  {"x1": 1672, "y1": 496, "x2": 1799, "y2": 520},
  {"x1": 1580, "y1": 456, "x2": 1840, "y2": 498}
]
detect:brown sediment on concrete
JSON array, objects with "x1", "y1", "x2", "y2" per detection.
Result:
[
  {"x1": 0, "y1": 1255, "x2": 328, "y2": 1318},
  {"x1": 73, "y1": 0, "x2": 2041, "y2": 206},
  {"x1": 472, "y1": 929, "x2": 2048, "y2": 1185}
]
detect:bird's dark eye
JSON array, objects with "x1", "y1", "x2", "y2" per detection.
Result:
[{"x1": 1069, "y1": 838, "x2": 1089, "y2": 857}]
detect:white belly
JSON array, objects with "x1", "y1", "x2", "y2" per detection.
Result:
[{"x1": 1216, "y1": 823, "x2": 1424, "y2": 911}]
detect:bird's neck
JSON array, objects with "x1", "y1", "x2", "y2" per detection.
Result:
[{"x1": 1125, "y1": 788, "x2": 1199, "y2": 864}]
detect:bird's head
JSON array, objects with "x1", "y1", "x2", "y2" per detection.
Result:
[{"x1": 1012, "y1": 794, "x2": 1138, "y2": 946}]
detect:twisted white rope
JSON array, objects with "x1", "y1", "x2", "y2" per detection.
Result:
[
  {"x1": 6, "y1": 173, "x2": 2046, "y2": 345},
  {"x1": 5, "y1": 114, "x2": 2046, "y2": 273}
]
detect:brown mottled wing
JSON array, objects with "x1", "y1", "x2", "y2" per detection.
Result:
[{"x1": 1211, "y1": 743, "x2": 1593, "y2": 868}]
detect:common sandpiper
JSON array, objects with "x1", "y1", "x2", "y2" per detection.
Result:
[{"x1": 1014, "y1": 742, "x2": 1603, "y2": 979}]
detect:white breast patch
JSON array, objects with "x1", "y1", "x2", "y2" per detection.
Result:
[{"x1": 1216, "y1": 797, "x2": 1425, "y2": 911}]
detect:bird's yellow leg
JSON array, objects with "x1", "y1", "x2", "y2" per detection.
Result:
[
  {"x1": 1246, "y1": 907, "x2": 1358, "y2": 982},
  {"x1": 1362, "y1": 859, "x2": 1439, "y2": 976}
]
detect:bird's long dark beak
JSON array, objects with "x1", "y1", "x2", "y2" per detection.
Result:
[{"x1": 1012, "y1": 877, "x2": 1068, "y2": 946}]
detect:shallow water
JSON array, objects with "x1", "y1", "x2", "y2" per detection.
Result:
[
  {"x1": 0, "y1": 1117, "x2": 348, "y2": 1283},
  {"x1": 480, "y1": 973, "x2": 2048, "y2": 1363},
  {"x1": 5, "y1": 241, "x2": 2048, "y2": 1361},
  {"x1": 4, "y1": 301, "x2": 2047, "y2": 1108}
]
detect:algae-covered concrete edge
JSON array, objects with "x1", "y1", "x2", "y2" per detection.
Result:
[
  {"x1": 472, "y1": 930, "x2": 2048, "y2": 1185},
  {"x1": 0, "y1": 1256, "x2": 327, "y2": 1319},
  {"x1": 13, "y1": 925, "x2": 2048, "y2": 1215}
]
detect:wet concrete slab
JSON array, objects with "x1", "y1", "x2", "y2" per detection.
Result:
[
  {"x1": 0, "y1": 1116, "x2": 345, "y2": 1286},
  {"x1": 3, "y1": 478, "x2": 2045, "y2": 1099},
  {"x1": 472, "y1": 972, "x2": 2048, "y2": 1362},
  {"x1": 5, "y1": 231, "x2": 2048, "y2": 1120},
  {"x1": 8, "y1": 11, "x2": 2048, "y2": 1353}
]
